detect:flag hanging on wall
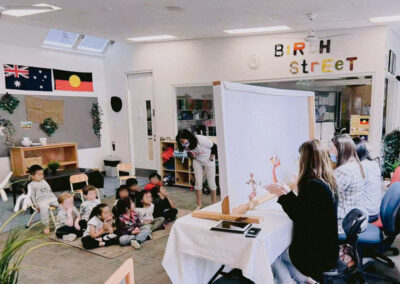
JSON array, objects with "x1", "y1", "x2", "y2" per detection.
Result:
[
  {"x1": 53, "y1": 69, "x2": 94, "y2": 92},
  {"x1": 4, "y1": 64, "x2": 52, "y2": 91}
]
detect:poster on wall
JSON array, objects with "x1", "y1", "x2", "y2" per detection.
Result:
[
  {"x1": 20, "y1": 121, "x2": 32, "y2": 129},
  {"x1": 25, "y1": 96, "x2": 64, "y2": 124},
  {"x1": 53, "y1": 69, "x2": 94, "y2": 92},
  {"x1": 3, "y1": 64, "x2": 52, "y2": 91}
]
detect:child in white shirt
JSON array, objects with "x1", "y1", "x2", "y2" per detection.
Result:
[
  {"x1": 135, "y1": 191, "x2": 164, "y2": 232},
  {"x1": 80, "y1": 185, "x2": 100, "y2": 221},
  {"x1": 56, "y1": 193, "x2": 86, "y2": 241}
]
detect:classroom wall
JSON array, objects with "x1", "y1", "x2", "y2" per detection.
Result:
[
  {"x1": 0, "y1": 23, "x2": 112, "y2": 178},
  {"x1": 104, "y1": 26, "x2": 387, "y2": 168}
]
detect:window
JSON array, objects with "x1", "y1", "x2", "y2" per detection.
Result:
[
  {"x1": 77, "y1": 36, "x2": 109, "y2": 53},
  {"x1": 43, "y1": 29, "x2": 80, "y2": 48},
  {"x1": 43, "y1": 29, "x2": 111, "y2": 55}
]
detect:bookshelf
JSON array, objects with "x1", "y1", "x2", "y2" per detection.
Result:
[
  {"x1": 10, "y1": 142, "x2": 79, "y2": 176},
  {"x1": 160, "y1": 139, "x2": 219, "y2": 188}
]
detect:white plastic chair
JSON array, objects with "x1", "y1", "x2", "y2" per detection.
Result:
[{"x1": 0, "y1": 172, "x2": 12, "y2": 202}]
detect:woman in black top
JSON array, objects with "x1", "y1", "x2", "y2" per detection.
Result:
[{"x1": 266, "y1": 139, "x2": 339, "y2": 283}]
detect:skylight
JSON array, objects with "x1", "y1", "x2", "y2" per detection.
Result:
[
  {"x1": 77, "y1": 35, "x2": 109, "y2": 53},
  {"x1": 44, "y1": 29, "x2": 80, "y2": 48},
  {"x1": 2, "y1": 3, "x2": 61, "y2": 17}
]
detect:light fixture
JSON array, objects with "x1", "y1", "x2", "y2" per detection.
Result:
[
  {"x1": 126, "y1": 35, "x2": 176, "y2": 42},
  {"x1": 369, "y1": 15, "x2": 400, "y2": 23},
  {"x1": 2, "y1": 3, "x2": 61, "y2": 17},
  {"x1": 224, "y1": 25, "x2": 291, "y2": 35}
]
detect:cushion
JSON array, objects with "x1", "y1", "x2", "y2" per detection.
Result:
[{"x1": 338, "y1": 224, "x2": 382, "y2": 246}]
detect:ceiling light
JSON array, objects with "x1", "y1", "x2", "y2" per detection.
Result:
[
  {"x1": 224, "y1": 25, "x2": 291, "y2": 34},
  {"x1": 126, "y1": 35, "x2": 176, "y2": 42},
  {"x1": 369, "y1": 15, "x2": 400, "y2": 23},
  {"x1": 2, "y1": 3, "x2": 61, "y2": 17}
]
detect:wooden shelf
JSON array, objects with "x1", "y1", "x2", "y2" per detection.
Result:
[{"x1": 10, "y1": 142, "x2": 79, "y2": 176}]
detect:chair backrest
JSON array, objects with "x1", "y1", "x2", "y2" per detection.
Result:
[
  {"x1": 380, "y1": 182, "x2": 400, "y2": 234},
  {"x1": 117, "y1": 163, "x2": 132, "y2": 172},
  {"x1": 70, "y1": 173, "x2": 89, "y2": 189},
  {"x1": 341, "y1": 208, "x2": 367, "y2": 273},
  {"x1": 390, "y1": 167, "x2": 400, "y2": 186}
]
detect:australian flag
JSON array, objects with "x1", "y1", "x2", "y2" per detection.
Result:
[{"x1": 4, "y1": 64, "x2": 52, "y2": 91}]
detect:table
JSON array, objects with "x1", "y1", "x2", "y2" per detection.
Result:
[
  {"x1": 162, "y1": 200, "x2": 293, "y2": 284},
  {"x1": 10, "y1": 168, "x2": 104, "y2": 205}
]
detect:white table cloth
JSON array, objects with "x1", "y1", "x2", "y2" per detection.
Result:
[{"x1": 162, "y1": 199, "x2": 293, "y2": 284}]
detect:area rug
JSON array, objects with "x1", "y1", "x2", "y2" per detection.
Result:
[{"x1": 49, "y1": 209, "x2": 191, "y2": 259}]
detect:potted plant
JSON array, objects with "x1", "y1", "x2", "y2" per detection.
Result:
[
  {"x1": 0, "y1": 211, "x2": 58, "y2": 284},
  {"x1": 47, "y1": 161, "x2": 60, "y2": 175}
]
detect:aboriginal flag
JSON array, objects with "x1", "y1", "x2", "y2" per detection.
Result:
[{"x1": 53, "y1": 69, "x2": 93, "y2": 92}]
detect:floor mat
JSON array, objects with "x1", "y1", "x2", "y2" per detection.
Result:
[{"x1": 49, "y1": 209, "x2": 191, "y2": 259}]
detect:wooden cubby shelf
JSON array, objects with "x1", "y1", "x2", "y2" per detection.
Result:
[{"x1": 10, "y1": 142, "x2": 79, "y2": 176}]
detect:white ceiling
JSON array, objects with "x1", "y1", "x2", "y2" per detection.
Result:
[{"x1": 2, "y1": 0, "x2": 400, "y2": 42}]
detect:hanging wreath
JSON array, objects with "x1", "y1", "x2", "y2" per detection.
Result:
[
  {"x1": 90, "y1": 103, "x2": 103, "y2": 139},
  {"x1": 40, "y1": 118, "x2": 59, "y2": 137},
  {"x1": 0, "y1": 116, "x2": 16, "y2": 147},
  {"x1": 0, "y1": 93, "x2": 19, "y2": 114}
]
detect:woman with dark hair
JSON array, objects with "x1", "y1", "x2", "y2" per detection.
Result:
[
  {"x1": 353, "y1": 137, "x2": 383, "y2": 223},
  {"x1": 176, "y1": 129, "x2": 217, "y2": 209},
  {"x1": 267, "y1": 140, "x2": 338, "y2": 283},
  {"x1": 329, "y1": 134, "x2": 367, "y2": 234}
]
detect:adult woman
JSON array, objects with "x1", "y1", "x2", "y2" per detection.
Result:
[
  {"x1": 329, "y1": 134, "x2": 367, "y2": 234},
  {"x1": 176, "y1": 129, "x2": 217, "y2": 209},
  {"x1": 267, "y1": 140, "x2": 338, "y2": 283},
  {"x1": 353, "y1": 137, "x2": 383, "y2": 223}
]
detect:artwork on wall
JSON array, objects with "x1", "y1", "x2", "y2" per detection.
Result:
[
  {"x1": 53, "y1": 69, "x2": 94, "y2": 92},
  {"x1": 3, "y1": 64, "x2": 52, "y2": 91},
  {"x1": 20, "y1": 121, "x2": 32, "y2": 129},
  {"x1": 90, "y1": 103, "x2": 103, "y2": 139},
  {"x1": 25, "y1": 96, "x2": 64, "y2": 124}
]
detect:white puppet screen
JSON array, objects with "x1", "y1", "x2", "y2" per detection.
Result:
[{"x1": 213, "y1": 82, "x2": 314, "y2": 211}]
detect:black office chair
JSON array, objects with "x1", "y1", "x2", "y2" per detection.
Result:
[
  {"x1": 323, "y1": 209, "x2": 367, "y2": 283},
  {"x1": 208, "y1": 265, "x2": 254, "y2": 284},
  {"x1": 325, "y1": 208, "x2": 399, "y2": 283}
]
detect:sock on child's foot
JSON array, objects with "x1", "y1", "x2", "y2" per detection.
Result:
[
  {"x1": 130, "y1": 240, "x2": 141, "y2": 249},
  {"x1": 62, "y1": 233, "x2": 77, "y2": 242},
  {"x1": 43, "y1": 227, "x2": 50, "y2": 235}
]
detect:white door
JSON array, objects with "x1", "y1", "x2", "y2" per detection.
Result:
[{"x1": 127, "y1": 72, "x2": 157, "y2": 171}]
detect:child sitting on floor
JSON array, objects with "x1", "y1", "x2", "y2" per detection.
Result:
[
  {"x1": 153, "y1": 186, "x2": 178, "y2": 223},
  {"x1": 56, "y1": 193, "x2": 86, "y2": 241},
  {"x1": 81, "y1": 203, "x2": 118, "y2": 249},
  {"x1": 126, "y1": 178, "x2": 141, "y2": 205},
  {"x1": 143, "y1": 173, "x2": 162, "y2": 192},
  {"x1": 80, "y1": 185, "x2": 100, "y2": 221},
  {"x1": 114, "y1": 185, "x2": 130, "y2": 205},
  {"x1": 136, "y1": 191, "x2": 165, "y2": 232},
  {"x1": 115, "y1": 198, "x2": 152, "y2": 249},
  {"x1": 27, "y1": 164, "x2": 58, "y2": 235}
]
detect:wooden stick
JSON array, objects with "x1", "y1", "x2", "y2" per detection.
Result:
[
  {"x1": 231, "y1": 193, "x2": 276, "y2": 215},
  {"x1": 192, "y1": 210, "x2": 263, "y2": 224}
]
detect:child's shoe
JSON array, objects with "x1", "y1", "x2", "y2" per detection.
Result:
[
  {"x1": 63, "y1": 233, "x2": 77, "y2": 242},
  {"x1": 43, "y1": 227, "x2": 50, "y2": 235},
  {"x1": 146, "y1": 234, "x2": 152, "y2": 241},
  {"x1": 130, "y1": 240, "x2": 141, "y2": 249}
]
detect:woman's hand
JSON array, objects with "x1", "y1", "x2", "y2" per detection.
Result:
[
  {"x1": 210, "y1": 154, "x2": 215, "y2": 161},
  {"x1": 265, "y1": 183, "x2": 290, "y2": 197}
]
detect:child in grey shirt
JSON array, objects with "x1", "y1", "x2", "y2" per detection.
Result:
[
  {"x1": 27, "y1": 165, "x2": 58, "y2": 234},
  {"x1": 80, "y1": 185, "x2": 100, "y2": 221}
]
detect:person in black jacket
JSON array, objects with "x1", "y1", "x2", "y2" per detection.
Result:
[{"x1": 266, "y1": 139, "x2": 339, "y2": 283}]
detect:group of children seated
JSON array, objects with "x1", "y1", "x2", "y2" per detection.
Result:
[{"x1": 27, "y1": 165, "x2": 178, "y2": 250}]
